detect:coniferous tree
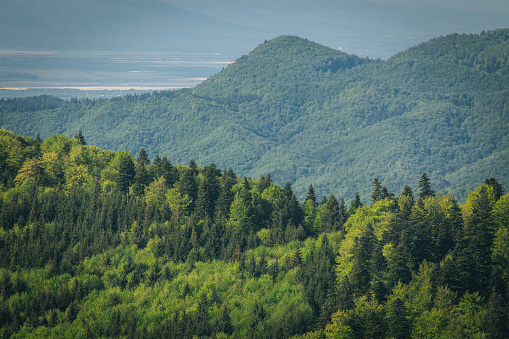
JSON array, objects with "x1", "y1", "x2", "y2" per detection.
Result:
[
  {"x1": 371, "y1": 178, "x2": 383, "y2": 204},
  {"x1": 349, "y1": 192, "x2": 363, "y2": 214},
  {"x1": 455, "y1": 184, "x2": 495, "y2": 296},
  {"x1": 338, "y1": 197, "x2": 348, "y2": 227},
  {"x1": 418, "y1": 172, "x2": 435, "y2": 200},
  {"x1": 321, "y1": 194, "x2": 341, "y2": 232},
  {"x1": 350, "y1": 224, "x2": 376, "y2": 295},
  {"x1": 188, "y1": 159, "x2": 198, "y2": 176},
  {"x1": 387, "y1": 233, "x2": 412, "y2": 288},
  {"x1": 195, "y1": 293, "x2": 211, "y2": 336},
  {"x1": 136, "y1": 147, "x2": 150, "y2": 166},
  {"x1": 484, "y1": 177, "x2": 504, "y2": 201},
  {"x1": 306, "y1": 184, "x2": 317, "y2": 204},
  {"x1": 401, "y1": 184, "x2": 414, "y2": 200},
  {"x1": 257, "y1": 173, "x2": 272, "y2": 192},
  {"x1": 196, "y1": 164, "x2": 221, "y2": 219},
  {"x1": 178, "y1": 168, "x2": 198, "y2": 212},
  {"x1": 116, "y1": 155, "x2": 135, "y2": 194},
  {"x1": 132, "y1": 161, "x2": 150, "y2": 196},
  {"x1": 216, "y1": 303, "x2": 233, "y2": 335},
  {"x1": 109, "y1": 308, "x2": 121, "y2": 338},
  {"x1": 290, "y1": 245, "x2": 303, "y2": 268},
  {"x1": 73, "y1": 129, "x2": 86, "y2": 145},
  {"x1": 216, "y1": 168, "x2": 237, "y2": 218},
  {"x1": 281, "y1": 182, "x2": 304, "y2": 228},
  {"x1": 387, "y1": 298, "x2": 409, "y2": 339}
]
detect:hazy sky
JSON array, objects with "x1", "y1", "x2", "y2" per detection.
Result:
[{"x1": 370, "y1": 0, "x2": 509, "y2": 13}]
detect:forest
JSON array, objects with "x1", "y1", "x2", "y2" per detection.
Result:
[
  {"x1": 0, "y1": 128, "x2": 508, "y2": 338},
  {"x1": 1, "y1": 29, "x2": 508, "y2": 202}
]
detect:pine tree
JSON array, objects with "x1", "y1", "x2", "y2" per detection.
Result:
[
  {"x1": 196, "y1": 163, "x2": 221, "y2": 219},
  {"x1": 116, "y1": 155, "x2": 135, "y2": 194},
  {"x1": 188, "y1": 159, "x2": 198, "y2": 176},
  {"x1": 290, "y1": 245, "x2": 303, "y2": 268},
  {"x1": 216, "y1": 168, "x2": 237, "y2": 218},
  {"x1": 418, "y1": 172, "x2": 435, "y2": 200},
  {"x1": 401, "y1": 184, "x2": 414, "y2": 201},
  {"x1": 349, "y1": 191, "x2": 363, "y2": 214},
  {"x1": 269, "y1": 259, "x2": 279, "y2": 282},
  {"x1": 195, "y1": 293, "x2": 211, "y2": 336},
  {"x1": 387, "y1": 298, "x2": 409, "y2": 339},
  {"x1": 74, "y1": 129, "x2": 86, "y2": 145},
  {"x1": 321, "y1": 194, "x2": 342, "y2": 232},
  {"x1": 132, "y1": 161, "x2": 150, "y2": 196},
  {"x1": 216, "y1": 304, "x2": 233, "y2": 335},
  {"x1": 109, "y1": 308, "x2": 121, "y2": 338},
  {"x1": 484, "y1": 177, "x2": 504, "y2": 201},
  {"x1": 178, "y1": 168, "x2": 198, "y2": 212},
  {"x1": 339, "y1": 197, "x2": 348, "y2": 227},
  {"x1": 306, "y1": 184, "x2": 317, "y2": 204},
  {"x1": 455, "y1": 184, "x2": 495, "y2": 296},
  {"x1": 136, "y1": 147, "x2": 150, "y2": 165},
  {"x1": 371, "y1": 178, "x2": 383, "y2": 204}
]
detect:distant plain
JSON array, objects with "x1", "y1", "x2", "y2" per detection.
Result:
[{"x1": 0, "y1": 50, "x2": 235, "y2": 99}]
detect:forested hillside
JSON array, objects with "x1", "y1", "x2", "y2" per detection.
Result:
[
  {"x1": 1, "y1": 30, "x2": 509, "y2": 202},
  {"x1": 0, "y1": 129, "x2": 508, "y2": 338}
]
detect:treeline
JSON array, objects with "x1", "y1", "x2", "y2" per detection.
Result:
[{"x1": 0, "y1": 128, "x2": 508, "y2": 338}]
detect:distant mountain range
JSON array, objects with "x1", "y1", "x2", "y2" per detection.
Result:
[
  {"x1": 1, "y1": 29, "x2": 509, "y2": 202},
  {"x1": 1, "y1": 0, "x2": 508, "y2": 58}
]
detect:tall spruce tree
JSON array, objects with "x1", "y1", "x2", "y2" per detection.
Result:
[
  {"x1": 116, "y1": 155, "x2": 135, "y2": 194},
  {"x1": 136, "y1": 147, "x2": 150, "y2": 166},
  {"x1": 196, "y1": 164, "x2": 221, "y2": 219},
  {"x1": 484, "y1": 177, "x2": 504, "y2": 201},
  {"x1": 418, "y1": 172, "x2": 435, "y2": 200},
  {"x1": 178, "y1": 168, "x2": 198, "y2": 212},
  {"x1": 371, "y1": 178, "x2": 383, "y2": 204},
  {"x1": 306, "y1": 184, "x2": 317, "y2": 204},
  {"x1": 349, "y1": 191, "x2": 363, "y2": 214},
  {"x1": 73, "y1": 129, "x2": 86, "y2": 145}
]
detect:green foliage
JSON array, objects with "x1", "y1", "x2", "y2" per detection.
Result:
[
  {"x1": 0, "y1": 130, "x2": 507, "y2": 338},
  {"x1": 2, "y1": 30, "x2": 509, "y2": 203}
]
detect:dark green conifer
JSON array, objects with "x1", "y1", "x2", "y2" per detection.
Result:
[
  {"x1": 74, "y1": 129, "x2": 86, "y2": 145},
  {"x1": 484, "y1": 177, "x2": 504, "y2": 201},
  {"x1": 371, "y1": 178, "x2": 383, "y2": 204},
  {"x1": 196, "y1": 163, "x2": 221, "y2": 219},
  {"x1": 306, "y1": 184, "x2": 317, "y2": 204},
  {"x1": 387, "y1": 298, "x2": 409, "y2": 339},
  {"x1": 290, "y1": 245, "x2": 303, "y2": 268},
  {"x1": 216, "y1": 304, "x2": 233, "y2": 335},
  {"x1": 116, "y1": 155, "x2": 135, "y2": 194},
  {"x1": 418, "y1": 172, "x2": 435, "y2": 200},
  {"x1": 401, "y1": 184, "x2": 414, "y2": 201},
  {"x1": 178, "y1": 168, "x2": 198, "y2": 212},
  {"x1": 136, "y1": 147, "x2": 150, "y2": 165},
  {"x1": 216, "y1": 168, "x2": 237, "y2": 218},
  {"x1": 349, "y1": 191, "x2": 363, "y2": 213}
]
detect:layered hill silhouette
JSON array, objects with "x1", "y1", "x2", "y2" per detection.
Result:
[
  {"x1": 2, "y1": 0, "x2": 508, "y2": 57},
  {"x1": 2, "y1": 30, "x2": 509, "y2": 202}
]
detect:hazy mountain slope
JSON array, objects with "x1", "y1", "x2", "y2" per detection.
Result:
[{"x1": 1, "y1": 30, "x2": 508, "y2": 202}]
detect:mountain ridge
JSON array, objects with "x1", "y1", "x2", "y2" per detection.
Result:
[{"x1": 1, "y1": 30, "x2": 508, "y2": 202}]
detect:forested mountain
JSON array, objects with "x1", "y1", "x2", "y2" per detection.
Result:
[
  {"x1": 1, "y1": 29, "x2": 509, "y2": 202},
  {"x1": 0, "y1": 129, "x2": 508, "y2": 338}
]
